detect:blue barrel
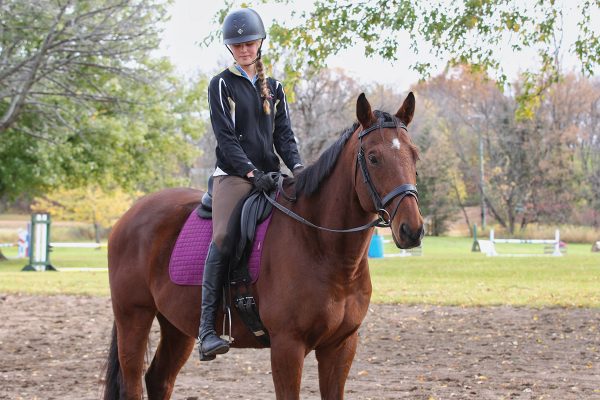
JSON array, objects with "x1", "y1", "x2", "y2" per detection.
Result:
[{"x1": 368, "y1": 232, "x2": 384, "y2": 258}]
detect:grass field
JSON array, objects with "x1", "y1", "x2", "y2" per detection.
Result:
[
  {"x1": 0, "y1": 246, "x2": 109, "y2": 296},
  {"x1": 0, "y1": 236, "x2": 598, "y2": 306}
]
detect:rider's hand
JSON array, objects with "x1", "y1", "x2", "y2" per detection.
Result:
[{"x1": 251, "y1": 170, "x2": 277, "y2": 192}]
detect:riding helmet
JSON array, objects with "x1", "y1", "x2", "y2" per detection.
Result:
[{"x1": 222, "y1": 8, "x2": 266, "y2": 45}]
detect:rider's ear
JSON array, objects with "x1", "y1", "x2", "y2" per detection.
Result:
[
  {"x1": 395, "y1": 92, "x2": 415, "y2": 126},
  {"x1": 356, "y1": 93, "x2": 375, "y2": 128}
]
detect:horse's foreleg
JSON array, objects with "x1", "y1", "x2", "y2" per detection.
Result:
[
  {"x1": 270, "y1": 335, "x2": 307, "y2": 400},
  {"x1": 315, "y1": 332, "x2": 358, "y2": 400},
  {"x1": 115, "y1": 305, "x2": 156, "y2": 400},
  {"x1": 145, "y1": 313, "x2": 195, "y2": 400}
]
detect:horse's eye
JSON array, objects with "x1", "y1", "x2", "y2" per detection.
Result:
[{"x1": 368, "y1": 154, "x2": 378, "y2": 165}]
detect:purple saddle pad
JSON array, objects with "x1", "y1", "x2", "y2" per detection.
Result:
[{"x1": 169, "y1": 209, "x2": 272, "y2": 286}]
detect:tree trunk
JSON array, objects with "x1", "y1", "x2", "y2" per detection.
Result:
[
  {"x1": 451, "y1": 178, "x2": 472, "y2": 236},
  {"x1": 485, "y1": 196, "x2": 506, "y2": 228},
  {"x1": 93, "y1": 222, "x2": 100, "y2": 244}
]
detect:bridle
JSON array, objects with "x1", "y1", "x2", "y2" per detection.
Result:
[
  {"x1": 263, "y1": 116, "x2": 419, "y2": 233},
  {"x1": 356, "y1": 115, "x2": 419, "y2": 227}
]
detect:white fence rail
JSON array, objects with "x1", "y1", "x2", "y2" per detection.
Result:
[{"x1": 481, "y1": 229, "x2": 562, "y2": 257}]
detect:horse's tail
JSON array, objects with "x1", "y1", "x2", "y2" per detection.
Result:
[{"x1": 102, "y1": 322, "x2": 121, "y2": 400}]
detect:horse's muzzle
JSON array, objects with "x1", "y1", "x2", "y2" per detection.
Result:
[{"x1": 395, "y1": 223, "x2": 424, "y2": 249}]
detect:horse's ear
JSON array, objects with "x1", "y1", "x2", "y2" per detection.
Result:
[
  {"x1": 395, "y1": 92, "x2": 415, "y2": 126},
  {"x1": 356, "y1": 93, "x2": 375, "y2": 128}
]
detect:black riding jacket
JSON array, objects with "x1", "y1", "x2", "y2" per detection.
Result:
[{"x1": 208, "y1": 65, "x2": 303, "y2": 177}]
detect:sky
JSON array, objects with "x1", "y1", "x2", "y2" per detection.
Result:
[
  {"x1": 154, "y1": 1, "x2": 426, "y2": 90},
  {"x1": 156, "y1": 0, "x2": 596, "y2": 91}
]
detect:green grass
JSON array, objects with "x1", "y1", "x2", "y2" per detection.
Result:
[
  {"x1": 0, "y1": 237, "x2": 599, "y2": 306},
  {"x1": 370, "y1": 236, "x2": 600, "y2": 307},
  {"x1": 0, "y1": 246, "x2": 109, "y2": 296}
]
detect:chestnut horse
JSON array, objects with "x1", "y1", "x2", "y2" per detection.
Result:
[{"x1": 103, "y1": 92, "x2": 423, "y2": 399}]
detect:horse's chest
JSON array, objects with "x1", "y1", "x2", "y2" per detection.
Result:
[{"x1": 307, "y1": 292, "x2": 370, "y2": 340}]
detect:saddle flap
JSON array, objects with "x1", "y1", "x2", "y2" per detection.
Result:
[{"x1": 230, "y1": 189, "x2": 275, "y2": 284}]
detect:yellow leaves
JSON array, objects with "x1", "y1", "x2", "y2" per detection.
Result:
[
  {"x1": 465, "y1": 16, "x2": 479, "y2": 29},
  {"x1": 515, "y1": 95, "x2": 541, "y2": 121},
  {"x1": 31, "y1": 186, "x2": 139, "y2": 229},
  {"x1": 503, "y1": 16, "x2": 520, "y2": 33}
]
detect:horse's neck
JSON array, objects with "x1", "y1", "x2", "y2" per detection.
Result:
[{"x1": 295, "y1": 142, "x2": 374, "y2": 267}]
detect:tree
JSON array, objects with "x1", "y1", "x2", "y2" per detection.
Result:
[
  {"x1": 0, "y1": 1, "x2": 213, "y2": 201},
  {"x1": 415, "y1": 66, "x2": 546, "y2": 234},
  {"x1": 0, "y1": 0, "x2": 167, "y2": 134},
  {"x1": 413, "y1": 114, "x2": 461, "y2": 236},
  {"x1": 537, "y1": 73, "x2": 600, "y2": 226},
  {"x1": 288, "y1": 68, "x2": 360, "y2": 163},
  {"x1": 0, "y1": 65, "x2": 208, "y2": 199},
  {"x1": 414, "y1": 66, "x2": 600, "y2": 234},
  {"x1": 31, "y1": 185, "x2": 139, "y2": 242},
  {"x1": 214, "y1": 1, "x2": 599, "y2": 107},
  {"x1": 416, "y1": 66, "x2": 503, "y2": 224}
]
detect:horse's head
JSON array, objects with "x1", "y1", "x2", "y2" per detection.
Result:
[{"x1": 354, "y1": 92, "x2": 424, "y2": 249}]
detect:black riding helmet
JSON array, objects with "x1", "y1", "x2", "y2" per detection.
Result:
[{"x1": 222, "y1": 8, "x2": 266, "y2": 45}]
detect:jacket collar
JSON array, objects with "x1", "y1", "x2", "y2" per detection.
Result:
[
  {"x1": 229, "y1": 64, "x2": 259, "y2": 85},
  {"x1": 228, "y1": 64, "x2": 243, "y2": 76}
]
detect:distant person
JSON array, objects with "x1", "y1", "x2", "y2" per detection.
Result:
[{"x1": 198, "y1": 8, "x2": 304, "y2": 360}]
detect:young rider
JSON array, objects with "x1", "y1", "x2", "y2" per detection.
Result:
[{"x1": 198, "y1": 8, "x2": 304, "y2": 360}]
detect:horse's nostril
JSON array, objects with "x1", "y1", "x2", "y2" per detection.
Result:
[
  {"x1": 401, "y1": 224, "x2": 424, "y2": 242},
  {"x1": 401, "y1": 223, "x2": 409, "y2": 236}
]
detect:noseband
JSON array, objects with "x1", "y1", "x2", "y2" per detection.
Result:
[{"x1": 356, "y1": 117, "x2": 419, "y2": 227}]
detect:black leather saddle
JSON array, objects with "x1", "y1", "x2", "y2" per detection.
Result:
[
  {"x1": 197, "y1": 175, "x2": 214, "y2": 219},
  {"x1": 195, "y1": 173, "x2": 278, "y2": 283}
]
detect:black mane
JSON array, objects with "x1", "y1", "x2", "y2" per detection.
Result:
[{"x1": 294, "y1": 122, "x2": 360, "y2": 196}]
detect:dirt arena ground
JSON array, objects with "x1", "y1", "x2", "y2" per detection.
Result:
[{"x1": 0, "y1": 294, "x2": 598, "y2": 400}]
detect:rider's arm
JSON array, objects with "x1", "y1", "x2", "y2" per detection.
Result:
[{"x1": 208, "y1": 75, "x2": 257, "y2": 177}]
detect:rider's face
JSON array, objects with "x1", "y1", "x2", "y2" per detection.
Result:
[{"x1": 229, "y1": 40, "x2": 261, "y2": 65}]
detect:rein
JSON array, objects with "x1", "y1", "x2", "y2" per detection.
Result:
[
  {"x1": 263, "y1": 191, "x2": 385, "y2": 233},
  {"x1": 264, "y1": 117, "x2": 419, "y2": 233}
]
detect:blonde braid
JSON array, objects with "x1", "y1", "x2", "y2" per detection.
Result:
[{"x1": 255, "y1": 58, "x2": 271, "y2": 115}]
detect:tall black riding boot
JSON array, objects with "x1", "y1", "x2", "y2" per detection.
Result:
[{"x1": 198, "y1": 242, "x2": 230, "y2": 361}]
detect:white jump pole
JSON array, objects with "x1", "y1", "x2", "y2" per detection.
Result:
[
  {"x1": 49, "y1": 242, "x2": 103, "y2": 249},
  {"x1": 488, "y1": 228, "x2": 562, "y2": 256},
  {"x1": 553, "y1": 229, "x2": 561, "y2": 256}
]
